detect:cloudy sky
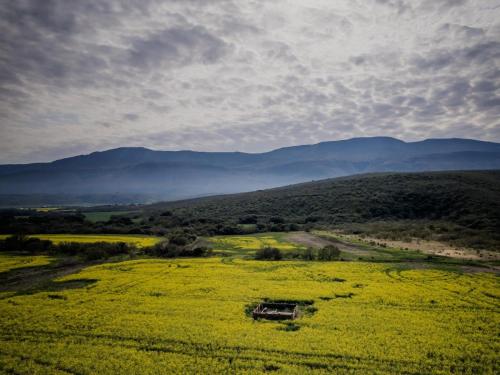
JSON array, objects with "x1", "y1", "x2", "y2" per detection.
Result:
[{"x1": 0, "y1": 0, "x2": 499, "y2": 163}]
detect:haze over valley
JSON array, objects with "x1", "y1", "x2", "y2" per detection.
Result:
[{"x1": 1, "y1": 136, "x2": 500, "y2": 205}]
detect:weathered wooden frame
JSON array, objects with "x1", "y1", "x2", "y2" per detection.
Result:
[{"x1": 252, "y1": 302, "x2": 299, "y2": 320}]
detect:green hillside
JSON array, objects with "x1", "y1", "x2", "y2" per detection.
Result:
[
  {"x1": 2, "y1": 171, "x2": 499, "y2": 250},
  {"x1": 147, "y1": 171, "x2": 500, "y2": 250}
]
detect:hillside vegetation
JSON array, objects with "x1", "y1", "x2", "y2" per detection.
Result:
[
  {"x1": 154, "y1": 171, "x2": 499, "y2": 223},
  {"x1": 147, "y1": 171, "x2": 500, "y2": 250},
  {"x1": 2, "y1": 171, "x2": 499, "y2": 250}
]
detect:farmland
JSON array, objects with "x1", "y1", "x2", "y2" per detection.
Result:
[
  {"x1": 0, "y1": 254, "x2": 52, "y2": 273},
  {"x1": 0, "y1": 234, "x2": 498, "y2": 374},
  {"x1": 209, "y1": 233, "x2": 304, "y2": 256},
  {"x1": 0, "y1": 234, "x2": 161, "y2": 248}
]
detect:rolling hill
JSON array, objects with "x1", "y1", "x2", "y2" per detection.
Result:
[
  {"x1": 1, "y1": 137, "x2": 500, "y2": 205},
  {"x1": 149, "y1": 170, "x2": 500, "y2": 227},
  {"x1": 2, "y1": 171, "x2": 500, "y2": 250},
  {"x1": 146, "y1": 170, "x2": 500, "y2": 250}
]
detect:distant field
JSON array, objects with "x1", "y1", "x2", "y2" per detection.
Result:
[
  {"x1": 83, "y1": 211, "x2": 138, "y2": 222},
  {"x1": 0, "y1": 234, "x2": 161, "y2": 247},
  {"x1": 0, "y1": 254, "x2": 498, "y2": 373},
  {"x1": 0, "y1": 254, "x2": 52, "y2": 273},
  {"x1": 33, "y1": 207, "x2": 60, "y2": 212},
  {"x1": 209, "y1": 233, "x2": 304, "y2": 256}
]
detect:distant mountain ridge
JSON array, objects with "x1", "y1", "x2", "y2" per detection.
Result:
[{"x1": 1, "y1": 137, "x2": 500, "y2": 205}]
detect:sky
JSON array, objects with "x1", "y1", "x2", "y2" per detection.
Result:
[{"x1": 0, "y1": 0, "x2": 499, "y2": 164}]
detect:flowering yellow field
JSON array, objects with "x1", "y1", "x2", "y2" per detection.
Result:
[
  {"x1": 0, "y1": 253, "x2": 53, "y2": 273},
  {"x1": 210, "y1": 233, "x2": 302, "y2": 255},
  {"x1": 0, "y1": 234, "x2": 161, "y2": 247},
  {"x1": 0, "y1": 254, "x2": 498, "y2": 373}
]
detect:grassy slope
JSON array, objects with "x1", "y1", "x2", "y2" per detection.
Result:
[
  {"x1": 149, "y1": 171, "x2": 500, "y2": 250},
  {"x1": 152, "y1": 171, "x2": 500, "y2": 224}
]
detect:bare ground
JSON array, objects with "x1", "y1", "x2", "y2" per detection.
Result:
[
  {"x1": 284, "y1": 232, "x2": 374, "y2": 257},
  {"x1": 0, "y1": 257, "x2": 101, "y2": 297},
  {"x1": 332, "y1": 232, "x2": 500, "y2": 261},
  {"x1": 286, "y1": 230, "x2": 500, "y2": 264}
]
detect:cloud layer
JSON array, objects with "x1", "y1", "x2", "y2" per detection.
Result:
[{"x1": 0, "y1": 0, "x2": 499, "y2": 163}]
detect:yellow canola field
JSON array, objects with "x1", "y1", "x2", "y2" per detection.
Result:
[
  {"x1": 210, "y1": 234, "x2": 301, "y2": 254},
  {"x1": 0, "y1": 256, "x2": 498, "y2": 374},
  {"x1": 0, "y1": 253, "x2": 52, "y2": 273},
  {"x1": 0, "y1": 234, "x2": 161, "y2": 248}
]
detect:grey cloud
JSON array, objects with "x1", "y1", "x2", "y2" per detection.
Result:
[
  {"x1": 375, "y1": 0, "x2": 413, "y2": 14},
  {"x1": 472, "y1": 81, "x2": 497, "y2": 92},
  {"x1": 123, "y1": 113, "x2": 140, "y2": 122},
  {"x1": 464, "y1": 41, "x2": 500, "y2": 60},
  {"x1": 390, "y1": 96, "x2": 407, "y2": 106},
  {"x1": 406, "y1": 96, "x2": 426, "y2": 107},
  {"x1": 301, "y1": 8, "x2": 354, "y2": 37},
  {"x1": 473, "y1": 96, "x2": 500, "y2": 111},
  {"x1": 421, "y1": 0, "x2": 468, "y2": 11},
  {"x1": 412, "y1": 52, "x2": 454, "y2": 71},
  {"x1": 411, "y1": 102, "x2": 446, "y2": 120},
  {"x1": 263, "y1": 41, "x2": 298, "y2": 64},
  {"x1": 127, "y1": 26, "x2": 230, "y2": 70},
  {"x1": 438, "y1": 23, "x2": 485, "y2": 39},
  {"x1": 411, "y1": 42, "x2": 500, "y2": 72},
  {"x1": 0, "y1": 1, "x2": 130, "y2": 100},
  {"x1": 350, "y1": 56, "x2": 367, "y2": 66},
  {"x1": 142, "y1": 89, "x2": 164, "y2": 99},
  {"x1": 217, "y1": 16, "x2": 261, "y2": 36},
  {"x1": 348, "y1": 52, "x2": 401, "y2": 69},
  {"x1": 431, "y1": 80, "x2": 471, "y2": 107},
  {"x1": 1, "y1": 0, "x2": 499, "y2": 163},
  {"x1": 0, "y1": 0, "x2": 238, "y2": 134},
  {"x1": 371, "y1": 103, "x2": 396, "y2": 118}
]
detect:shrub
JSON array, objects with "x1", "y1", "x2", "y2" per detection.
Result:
[
  {"x1": 255, "y1": 247, "x2": 282, "y2": 260},
  {"x1": 0, "y1": 234, "x2": 53, "y2": 253},
  {"x1": 269, "y1": 216, "x2": 285, "y2": 224},
  {"x1": 83, "y1": 246, "x2": 107, "y2": 261},
  {"x1": 317, "y1": 245, "x2": 340, "y2": 261},
  {"x1": 301, "y1": 247, "x2": 315, "y2": 261},
  {"x1": 239, "y1": 215, "x2": 258, "y2": 224},
  {"x1": 169, "y1": 235, "x2": 188, "y2": 246},
  {"x1": 145, "y1": 242, "x2": 209, "y2": 258}
]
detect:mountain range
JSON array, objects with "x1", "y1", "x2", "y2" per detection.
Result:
[{"x1": 1, "y1": 136, "x2": 500, "y2": 205}]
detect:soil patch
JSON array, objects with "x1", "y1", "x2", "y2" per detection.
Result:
[
  {"x1": 285, "y1": 232, "x2": 373, "y2": 257},
  {"x1": 336, "y1": 233, "x2": 499, "y2": 261}
]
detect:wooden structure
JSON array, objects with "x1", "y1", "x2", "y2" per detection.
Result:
[{"x1": 252, "y1": 302, "x2": 299, "y2": 320}]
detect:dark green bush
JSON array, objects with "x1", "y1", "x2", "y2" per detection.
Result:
[
  {"x1": 317, "y1": 245, "x2": 340, "y2": 261},
  {"x1": 301, "y1": 247, "x2": 315, "y2": 261},
  {"x1": 255, "y1": 247, "x2": 282, "y2": 260},
  {"x1": 145, "y1": 242, "x2": 210, "y2": 258}
]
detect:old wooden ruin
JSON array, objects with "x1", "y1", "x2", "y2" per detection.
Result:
[{"x1": 252, "y1": 302, "x2": 299, "y2": 320}]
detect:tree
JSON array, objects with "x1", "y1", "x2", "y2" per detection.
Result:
[
  {"x1": 255, "y1": 247, "x2": 282, "y2": 260},
  {"x1": 301, "y1": 247, "x2": 315, "y2": 261},
  {"x1": 317, "y1": 245, "x2": 340, "y2": 261}
]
